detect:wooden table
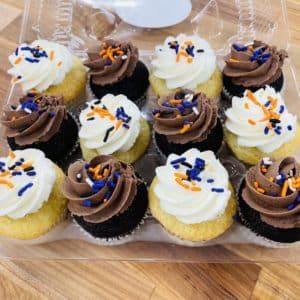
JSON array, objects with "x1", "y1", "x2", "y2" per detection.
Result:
[{"x1": 0, "y1": 0, "x2": 300, "y2": 299}]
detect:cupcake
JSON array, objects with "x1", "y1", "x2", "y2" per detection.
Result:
[
  {"x1": 222, "y1": 40, "x2": 287, "y2": 99},
  {"x1": 79, "y1": 94, "x2": 150, "y2": 164},
  {"x1": 149, "y1": 33, "x2": 223, "y2": 99},
  {"x1": 1, "y1": 92, "x2": 79, "y2": 164},
  {"x1": 8, "y1": 40, "x2": 87, "y2": 104},
  {"x1": 85, "y1": 39, "x2": 149, "y2": 105},
  {"x1": 225, "y1": 86, "x2": 300, "y2": 165},
  {"x1": 0, "y1": 149, "x2": 67, "y2": 240},
  {"x1": 153, "y1": 90, "x2": 223, "y2": 157},
  {"x1": 238, "y1": 156, "x2": 300, "y2": 243},
  {"x1": 149, "y1": 148, "x2": 236, "y2": 241},
  {"x1": 63, "y1": 155, "x2": 148, "y2": 239}
]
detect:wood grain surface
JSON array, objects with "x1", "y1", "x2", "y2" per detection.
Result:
[{"x1": 0, "y1": 0, "x2": 299, "y2": 299}]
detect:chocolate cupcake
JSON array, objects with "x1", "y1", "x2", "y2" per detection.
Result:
[
  {"x1": 238, "y1": 157, "x2": 300, "y2": 243},
  {"x1": 1, "y1": 92, "x2": 78, "y2": 163},
  {"x1": 153, "y1": 90, "x2": 223, "y2": 157},
  {"x1": 62, "y1": 155, "x2": 148, "y2": 239},
  {"x1": 85, "y1": 40, "x2": 149, "y2": 105},
  {"x1": 222, "y1": 41, "x2": 287, "y2": 99}
]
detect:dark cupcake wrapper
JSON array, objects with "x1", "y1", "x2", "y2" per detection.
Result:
[{"x1": 237, "y1": 178, "x2": 300, "y2": 244}]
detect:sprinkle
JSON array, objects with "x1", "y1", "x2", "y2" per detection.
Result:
[
  {"x1": 14, "y1": 57, "x2": 22, "y2": 64},
  {"x1": 248, "y1": 119, "x2": 256, "y2": 125},
  {"x1": 9, "y1": 151, "x2": 16, "y2": 159},
  {"x1": 244, "y1": 103, "x2": 250, "y2": 109},
  {"x1": 174, "y1": 173, "x2": 188, "y2": 179},
  {"x1": 232, "y1": 44, "x2": 248, "y2": 51},
  {"x1": 18, "y1": 183, "x2": 33, "y2": 196},
  {"x1": 12, "y1": 171, "x2": 22, "y2": 176},
  {"x1": 122, "y1": 123, "x2": 130, "y2": 129},
  {"x1": 121, "y1": 55, "x2": 128, "y2": 60},
  {"x1": 192, "y1": 107, "x2": 199, "y2": 115},
  {"x1": 171, "y1": 157, "x2": 186, "y2": 165},
  {"x1": 279, "y1": 105, "x2": 285, "y2": 113},
  {"x1": 207, "y1": 179, "x2": 214, "y2": 183},
  {"x1": 274, "y1": 128, "x2": 281, "y2": 135},
  {"x1": 288, "y1": 178, "x2": 296, "y2": 192},
  {"x1": 83, "y1": 199, "x2": 93, "y2": 207},
  {"x1": 173, "y1": 164, "x2": 180, "y2": 169},
  {"x1": 103, "y1": 126, "x2": 114, "y2": 142},
  {"x1": 269, "y1": 176, "x2": 274, "y2": 182},
  {"x1": 197, "y1": 49, "x2": 204, "y2": 53},
  {"x1": 296, "y1": 196, "x2": 300, "y2": 203},
  {"x1": 287, "y1": 125, "x2": 293, "y2": 131},
  {"x1": 288, "y1": 203, "x2": 295, "y2": 211},
  {"x1": 49, "y1": 51, "x2": 55, "y2": 61},
  {"x1": 92, "y1": 180, "x2": 106, "y2": 191},
  {"x1": 76, "y1": 173, "x2": 82, "y2": 181},
  {"x1": 191, "y1": 187, "x2": 202, "y2": 192},
  {"x1": 114, "y1": 172, "x2": 120, "y2": 178},
  {"x1": 26, "y1": 171, "x2": 36, "y2": 176},
  {"x1": 0, "y1": 162, "x2": 5, "y2": 167},
  {"x1": 257, "y1": 188, "x2": 265, "y2": 194},
  {"x1": 262, "y1": 157, "x2": 272, "y2": 165},
  {"x1": 85, "y1": 163, "x2": 90, "y2": 169},
  {"x1": 25, "y1": 58, "x2": 39, "y2": 63},
  {"x1": 211, "y1": 188, "x2": 224, "y2": 193},
  {"x1": 281, "y1": 179, "x2": 289, "y2": 197},
  {"x1": 246, "y1": 90, "x2": 261, "y2": 106},
  {"x1": 0, "y1": 179, "x2": 14, "y2": 189},
  {"x1": 179, "y1": 124, "x2": 191, "y2": 134},
  {"x1": 254, "y1": 181, "x2": 259, "y2": 189},
  {"x1": 181, "y1": 161, "x2": 193, "y2": 168},
  {"x1": 271, "y1": 192, "x2": 278, "y2": 197},
  {"x1": 229, "y1": 58, "x2": 240, "y2": 63},
  {"x1": 85, "y1": 178, "x2": 93, "y2": 187},
  {"x1": 87, "y1": 117, "x2": 95, "y2": 121},
  {"x1": 175, "y1": 177, "x2": 189, "y2": 189},
  {"x1": 107, "y1": 180, "x2": 116, "y2": 188},
  {"x1": 49, "y1": 111, "x2": 55, "y2": 118},
  {"x1": 264, "y1": 101, "x2": 271, "y2": 107},
  {"x1": 105, "y1": 190, "x2": 112, "y2": 200}
]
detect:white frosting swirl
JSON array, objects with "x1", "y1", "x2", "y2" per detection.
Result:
[
  {"x1": 79, "y1": 94, "x2": 141, "y2": 155},
  {"x1": 154, "y1": 148, "x2": 231, "y2": 224},
  {"x1": 8, "y1": 40, "x2": 73, "y2": 92},
  {"x1": 225, "y1": 86, "x2": 297, "y2": 153},
  {"x1": 151, "y1": 34, "x2": 217, "y2": 90},
  {"x1": 0, "y1": 149, "x2": 56, "y2": 219}
]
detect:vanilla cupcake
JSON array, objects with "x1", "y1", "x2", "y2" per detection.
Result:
[
  {"x1": 79, "y1": 94, "x2": 150, "y2": 163},
  {"x1": 8, "y1": 40, "x2": 86, "y2": 104},
  {"x1": 149, "y1": 148, "x2": 236, "y2": 241},
  {"x1": 225, "y1": 86, "x2": 300, "y2": 165},
  {"x1": 149, "y1": 34, "x2": 222, "y2": 99},
  {"x1": 0, "y1": 149, "x2": 67, "y2": 240}
]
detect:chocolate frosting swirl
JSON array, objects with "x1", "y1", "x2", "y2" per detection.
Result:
[
  {"x1": 63, "y1": 155, "x2": 141, "y2": 223},
  {"x1": 153, "y1": 90, "x2": 218, "y2": 144},
  {"x1": 242, "y1": 157, "x2": 300, "y2": 229},
  {"x1": 223, "y1": 40, "x2": 288, "y2": 87},
  {"x1": 85, "y1": 39, "x2": 138, "y2": 86},
  {"x1": 1, "y1": 93, "x2": 66, "y2": 145}
]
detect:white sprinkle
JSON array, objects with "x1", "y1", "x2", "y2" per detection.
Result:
[
  {"x1": 276, "y1": 174, "x2": 282, "y2": 180},
  {"x1": 24, "y1": 108, "x2": 32, "y2": 114},
  {"x1": 289, "y1": 170, "x2": 294, "y2": 177},
  {"x1": 121, "y1": 55, "x2": 128, "y2": 60},
  {"x1": 16, "y1": 105, "x2": 22, "y2": 111},
  {"x1": 262, "y1": 157, "x2": 272, "y2": 165},
  {"x1": 192, "y1": 107, "x2": 199, "y2": 115},
  {"x1": 184, "y1": 94, "x2": 193, "y2": 102},
  {"x1": 288, "y1": 178, "x2": 296, "y2": 192},
  {"x1": 85, "y1": 178, "x2": 93, "y2": 187},
  {"x1": 76, "y1": 173, "x2": 82, "y2": 180}
]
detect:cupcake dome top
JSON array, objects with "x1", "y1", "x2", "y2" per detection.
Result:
[
  {"x1": 85, "y1": 39, "x2": 139, "y2": 86},
  {"x1": 153, "y1": 148, "x2": 231, "y2": 224},
  {"x1": 1, "y1": 91, "x2": 66, "y2": 145},
  {"x1": 153, "y1": 90, "x2": 218, "y2": 144},
  {"x1": 151, "y1": 33, "x2": 216, "y2": 90},
  {"x1": 63, "y1": 155, "x2": 141, "y2": 223},
  {"x1": 8, "y1": 40, "x2": 73, "y2": 92},
  {"x1": 223, "y1": 40, "x2": 287, "y2": 88},
  {"x1": 242, "y1": 156, "x2": 300, "y2": 229},
  {"x1": 225, "y1": 86, "x2": 297, "y2": 153},
  {"x1": 79, "y1": 94, "x2": 141, "y2": 155},
  {"x1": 0, "y1": 149, "x2": 56, "y2": 219}
]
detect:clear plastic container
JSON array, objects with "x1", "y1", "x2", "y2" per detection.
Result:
[{"x1": 1, "y1": 0, "x2": 300, "y2": 261}]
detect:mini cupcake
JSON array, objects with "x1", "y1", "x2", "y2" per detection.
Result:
[
  {"x1": 1, "y1": 92, "x2": 79, "y2": 164},
  {"x1": 0, "y1": 149, "x2": 67, "y2": 240},
  {"x1": 225, "y1": 86, "x2": 300, "y2": 165},
  {"x1": 149, "y1": 148, "x2": 236, "y2": 241},
  {"x1": 149, "y1": 33, "x2": 222, "y2": 99},
  {"x1": 63, "y1": 155, "x2": 148, "y2": 239},
  {"x1": 85, "y1": 39, "x2": 149, "y2": 105},
  {"x1": 238, "y1": 156, "x2": 300, "y2": 243},
  {"x1": 153, "y1": 90, "x2": 223, "y2": 157},
  {"x1": 8, "y1": 40, "x2": 87, "y2": 104},
  {"x1": 79, "y1": 94, "x2": 150, "y2": 164},
  {"x1": 222, "y1": 40, "x2": 287, "y2": 99}
]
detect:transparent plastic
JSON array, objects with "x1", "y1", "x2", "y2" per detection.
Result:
[{"x1": 1, "y1": 0, "x2": 300, "y2": 261}]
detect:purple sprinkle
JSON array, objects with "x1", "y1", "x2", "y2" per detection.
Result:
[
  {"x1": 232, "y1": 214, "x2": 238, "y2": 221},
  {"x1": 211, "y1": 188, "x2": 224, "y2": 193},
  {"x1": 83, "y1": 199, "x2": 93, "y2": 207},
  {"x1": 18, "y1": 183, "x2": 33, "y2": 197},
  {"x1": 274, "y1": 128, "x2": 281, "y2": 135},
  {"x1": 152, "y1": 109, "x2": 160, "y2": 115},
  {"x1": 264, "y1": 101, "x2": 271, "y2": 107},
  {"x1": 12, "y1": 171, "x2": 22, "y2": 176},
  {"x1": 288, "y1": 203, "x2": 295, "y2": 211},
  {"x1": 26, "y1": 171, "x2": 36, "y2": 176},
  {"x1": 279, "y1": 105, "x2": 285, "y2": 114},
  {"x1": 0, "y1": 162, "x2": 5, "y2": 167},
  {"x1": 264, "y1": 127, "x2": 269, "y2": 135},
  {"x1": 105, "y1": 190, "x2": 111, "y2": 200},
  {"x1": 171, "y1": 157, "x2": 186, "y2": 165},
  {"x1": 287, "y1": 125, "x2": 293, "y2": 131},
  {"x1": 296, "y1": 196, "x2": 300, "y2": 203},
  {"x1": 122, "y1": 123, "x2": 130, "y2": 129},
  {"x1": 114, "y1": 172, "x2": 120, "y2": 178},
  {"x1": 232, "y1": 44, "x2": 248, "y2": 51},
  {"x1": 207, "y1": 179, "x2": 214, "y2": 183},
  {"x1": 84, "y1": 163, "x2": 89, "y2": 169},
  {"x1": 107, "y1": 180, "x2": 116, "y2": 188},
  {"x1": 49, "y1": 111, "x2": 55, "y2": 118},
  {"x1": 173, "y1": 164, "x2": 180, "y2": 169},
  {"x1": 15, "y1": 47, "x2": 19, "y2": 56}
]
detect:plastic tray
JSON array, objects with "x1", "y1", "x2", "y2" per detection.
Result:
[{"x1": 1, "y1": 0, "x2": 300, "y2": 262}]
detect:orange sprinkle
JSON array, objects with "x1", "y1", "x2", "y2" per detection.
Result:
[
  {"x1": 246, "y1": 90, "x2": 261, "y2": 107},
  {"x1": 191, "y1": 187, "x2": 202, "y2": 192},
  {"x1": 269, "y1": 176, "x2": 274, "y2": 182},
  {"x1": 168, "y1": 99, "x2": 182, "y2": 105},
  {"x1": 191, "y1": 181, "x2": 196, "y2": 186},
  {"x1": 9, "y1": 151, "x2": 16, "y2": 159},
  {"x1": 244, "y1": 103, "x2": 250, "y2": 109},
  {"x1": 0, "y1": 171, "x2": 9, "y2": 177},
  {"x1": 248, "y1": 119, "x2": 256, "y2": 125},
  {"x1": 103, "y1": 168, "x2": 109, "y2": 177},
  {"x1": 14, "y1": 57, "x2": 22, "y2": 64},
  {"x1": 261, "y1": 166, "x2": 267, "y2": 173},
  {"x1": 281, "y1": 179, "x2": 289, "y2": 197},
  {"x1": 267, "y1": 123, "x2": 273, "y2": 129},
  {"x1": 175, "y1": 177, "x2": 189, "y2": 189},
  {"x1": 184, "y1": 40, "x2": 193, "y2": 45},
  {"x1": 49, "y1": 51, "x2": 55, "y2": 61},
  {"x1": 248, "y1": 45, "x2": 254, "y2": 51},
  {"x1": 57, "y1": 61, "x2": 62, "y2": 67},
  {"x1": 229, "y1": 58, "x2": 240, "y2": 63},
  {"x1": 0, "y1": 179, "x2": 14, "y2": 189},
  {"x1": 257, "y1": 188, "x2": 265, "y2": 194},
  {"x1": 115, "y1": 119, "x2": 122, "y2": 130},
  {"x1": 254, "y1": 181, "x2": 259, "y2": 189},
  {"x1": 11, "y1": 116, "x2": 16, "y2": 121},
  {"x1": 176, "y1": 114, "x2": 182, "y2": 119},
  {"x1": 154, "y1": 113, "x2": 160, "y2": 118},
  {"x1": 21, "y1": 162, "x2": 32, "y2": 169},
  {"x1": 179, "y1": 124, "x2": 191, "y2": 134},
  {"x1": 174, "y1": 173, "x2": 188, "y2": 180},
  {"x1": 87, "y1": 111, "x2": 95, "y2": 117}
]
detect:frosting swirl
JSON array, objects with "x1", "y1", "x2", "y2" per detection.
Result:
[
  {"x1": 151, "y1": 34, "x2": 217, "y2": 90},
  {"x1": 1, "y1": 92, "x2": 66, "y2": 146},
  {"x1": 223, "y1": 41, "x2": 288, "y2": 87},
  {"x1": 0, "y1": 149, "x2": 56, "y2": 219},
  {"x1": 63, "y1": 155, "x2": 140, "y2": 223},
  {"x1": 153, "y1": 90, "x2": 218, "y2": 144},
  {"x1": 225, "y1": 86, "x2": 297, "y2": 153},
  {"x1": 79, "y1": 94, "x2": 141, "y2": 155},
  {"x1": 242, "y1": 157, "x2": 300, "y2": 228},
  {"x1": 154, "y1": 149, "x2": 231, "y2": 224},
  {"x1": 85, "y1": 39, "x2": 138, "y2": 86},
  {"x1": 8, "y1": 40, "x2": 73, "y2": 92}
]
